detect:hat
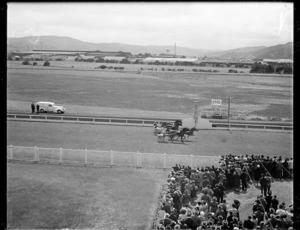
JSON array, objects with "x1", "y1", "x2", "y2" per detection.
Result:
[
  {"x1": 233, "y1": 227, "x2": 239, "y2": 230},
  {"x1": 170, "y1": 177, "x2": 175, "y2": 181}
]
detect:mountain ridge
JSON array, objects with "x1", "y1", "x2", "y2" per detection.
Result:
[{"x1": 7, "y1": 35, "x2": 293, "y2": 59}]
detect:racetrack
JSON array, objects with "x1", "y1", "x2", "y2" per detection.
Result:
[{"x1": 7, "y1": 121, "x2": 293, "y2": 158}]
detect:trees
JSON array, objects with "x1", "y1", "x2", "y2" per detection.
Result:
[
  {"x1": 43, "y1": 61, "x2": 50, "y2": 66},
  {"x1": 250, "y1": 62, "x2": 274, "y2": 74}
]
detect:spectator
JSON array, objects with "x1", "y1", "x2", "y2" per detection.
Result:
[
  {"x1": 276, "y1": 204, "x2": 287, "y2": 216},
  {"x1": 265, "y1": 191, "x2": 272, "y2": 212},
  {"x1": 240, "y1": 169, "x2": 248, "y2": 191},
  {"x1": 191, "y1": 210, "x2": 201, "y2": 229},
  {"x1": 244, "y1": 216, "x2": 254, "y2": 229},
  {"x1": 283, "y1": 158, "x2": 289, "y2": 179},
  {"x1": 182, "y1": 189, "x2": 191, "y2": 207},
  {"x1": 288, "y1": 158, "x2": 293, "y2": 179},
  {"x1": 212, "y1": 184, "x2": 221, "y2": 203},
  {"x1": 218, "y1": 183, "x2": 225, "y2": 203},
  {"x1": 36, "y1": 103, "x2": 40, "y2": 114},
  {"x1": 227, "y1": 204, "x2": 239, "y2": 219},
  {"x1": 276, "y1": 160, "x2": 283, "y2": 181},
  {"x1": 252, "y1": 215, "x2": 258, "y2": 229},
  {"x1": 233, "y1": 171, "x2": 240, "y2": 192},
  {"x1": 254, "y1": 165, "x2": 261, "y2": 186},
  {"x1": 254, "y1": 207, "x2": 264, "y2": 225},
  {"x1": 265, "y1": 173, "x2": 273, "y2": 194},
  {"x1": 210, "y1": 197, "x2": 218, "y2": 213},
  {"x1": 31, "y1": 102, "x2": 35, "y2": 114},
  {"x1": 259, "y1": 174, "x2": 268, "y2": 196},
  {"x1": 271, "y1": 195, "x2": 279, "y2": 211},
  {"x1": 201, "y1": 191, "x2": 211, "y2": 210}
]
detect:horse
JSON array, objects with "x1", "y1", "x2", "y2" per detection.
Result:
[
  {"x1": 165, "y1": 120, "x2": 182, "y2": 132},
  {"x1": 175, "y1": 127, "x2": 197, "y2": 140},
  {"x1": 169, "y1": 127, "x2": 191, "y2": 143}
]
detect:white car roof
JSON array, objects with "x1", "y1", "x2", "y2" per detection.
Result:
[{"x1": 37, "y1": 101, "x2": 55, "y2": 105}]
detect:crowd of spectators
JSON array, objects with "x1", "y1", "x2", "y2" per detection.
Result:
[{"x1": 156, "y1": 154, "x2": 293, "y2": 230}]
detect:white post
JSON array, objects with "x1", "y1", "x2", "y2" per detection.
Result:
[
  {"x1": 191, "y1": 154, "x2": 193, "y2": 168},
  {"x1": 140, "y1": 151, "x2": 142, "y2": 168},
  {"x1": 35, "y1": 146, "x2": 37, "y2": 161},
  {"x1": 9, "y1": 145, "x2": 13, "y2": 160},
  {"x1": 85, "y1": 149, "x2": 88, "y2": 165},
  {"x1": 110, "y1": 150, "x2": 113, "y2": 167},
  {"x1": 35, "y1": 146, "x2": 39, "y2": 162},
  {"x1": 60, "y1": 147, "x2": 63, "y2": 164},
  {"x1": 163, "y1": 153, "x2": 166, "y2": 170}
]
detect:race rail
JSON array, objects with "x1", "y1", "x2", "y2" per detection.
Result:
[{"x1": 7, "y1": 112, "x2": 293, "y2": 131}]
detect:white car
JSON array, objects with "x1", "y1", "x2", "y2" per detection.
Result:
[{"x1": 36, "y1": 101, "x2": 66, "y2": 114}]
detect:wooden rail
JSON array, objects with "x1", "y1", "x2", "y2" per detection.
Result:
[{"x1": 7, "y1": 113, "x2": 293, "y2": 131}]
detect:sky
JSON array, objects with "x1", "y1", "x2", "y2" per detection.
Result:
[{"x1": 7, "y1": 2, "x2": 293, "y2": 50}]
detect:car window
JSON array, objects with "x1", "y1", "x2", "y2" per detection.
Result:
[{"x1": 49, "y1": 104, "x2": 52, "y2": 107}]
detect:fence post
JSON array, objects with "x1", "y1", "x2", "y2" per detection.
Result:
[
  {"x1": 110, "y1": 150, "x2": 113, "y2": 167},
  {"x1": 139, "y1": 151, "x2": 142, "y2": 168},
  {"x1": 9, "y1": 145, "x2": 13, "y2": 160},
  {"x1": 163, "y1": 153, "x2": 166, "y2": 170},
  {"x1": 137, "y1": 151, "x2": 139, "y2": 168},
  {"x1": 191, "y1": 154, "x2": 193, "y2": 168},
  {"x1": 35, "y1": 146, "x2": 39, "y2": 162},
  {"x1": 85, "y1": 149, "x2": 88, "y2": 166},
  {"x1": 34, "y1": 146, "x2": 37, "y2": 161},
  {"x1": 60, "y1": 147, "x2": 63, "y2": 164}
]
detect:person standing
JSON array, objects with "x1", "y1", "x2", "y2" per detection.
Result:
[
  {"x1": 288, "y1": 158, "x2": 293, "y2": 179},
  {"x1": 240, "y1": 169, "x2": 248, "y2": 191},
  {"x1": 36, "y1": 103, "x2": 40, "y2": 114},
  {"x1": 259, "y1": 174, "x2": 268, "y2": 197},
  {"x1": 31, "y1": 102, "x2": 35, "y2": 114},
  {"x1": 233, "y1": 171, "x2": 240, "y2": 192},
  {"x1": 265, "y1": 173, "x2": 273, "y2": 194}
]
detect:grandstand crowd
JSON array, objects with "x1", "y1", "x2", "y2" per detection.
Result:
[{"x1": 156, "y1": 154, "x2": 293, "y2": 230}]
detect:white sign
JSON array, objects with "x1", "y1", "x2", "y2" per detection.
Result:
[{"x1": 211, "y1": 99, "x2": 222, "y2": 106}]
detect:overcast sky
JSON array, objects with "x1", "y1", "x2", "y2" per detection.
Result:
[{"x1": 7, "y1": 2, "x2": 293, "y2": 50}]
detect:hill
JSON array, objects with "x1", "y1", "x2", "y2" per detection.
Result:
[
  {"x1": 7, "y1": 36, "x2": 293, "y2": 59},
  {"x1": 205, "y1": 46, "x2": 266, "y2": 57},
  {"x1": 205, "y1": 43, "x2": 293, "y2": 60},
  {"x1": 7, "y1": 35, "x2": 215, "y2": 57},
  {"x1": 250, "y1": 42, "x2": 293, "y2": 59}
]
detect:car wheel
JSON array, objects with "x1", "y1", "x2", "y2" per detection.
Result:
[
  {"x1": 57, "y1": 110, "x2": 62, "y2": 114},
  {"x1": 40, "y1": 109, "x2": 44, "y2": 113}
]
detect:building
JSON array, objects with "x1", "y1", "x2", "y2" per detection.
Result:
[{"x1": 10, "y1": 49, "x2": 132, "y2": 59}]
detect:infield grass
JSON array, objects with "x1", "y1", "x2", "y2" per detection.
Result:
[
  {"x1": 7, "y1": 64, "x2": 293, "y2": 121},
  {"x1": 7, "y1": 162, "x2": 168, "y2": 229}
]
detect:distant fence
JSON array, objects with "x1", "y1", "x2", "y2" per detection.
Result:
[
  {"x1": 7, "y1": 113, "x2": 293, "y2": 131},
  {"x1": 7, "y1": 145, "x2": 220, "y2": 169},
  {"x1": 7, "y1": 113, "x2": 178, "y2": 127}
]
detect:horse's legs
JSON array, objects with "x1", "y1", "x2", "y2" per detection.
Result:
[{"x1": 181, "y1": 136, "x2": 184, "y2": 143}]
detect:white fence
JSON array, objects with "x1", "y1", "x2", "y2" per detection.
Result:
[{"x1": 7, "y1": 145, "x2": 220, "y2": 169}]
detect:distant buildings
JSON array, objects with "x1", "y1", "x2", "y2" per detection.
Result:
[{"x1": 10, "y1": 49, "x2": 132, "y2": 60}]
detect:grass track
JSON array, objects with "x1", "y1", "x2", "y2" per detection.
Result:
[{"x1": 7, "y1": 121, "x2": 293, "y2": 158}]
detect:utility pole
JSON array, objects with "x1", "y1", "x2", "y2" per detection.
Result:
[
  {"x1": 228, "y1": 97, "x2": 232, "y2": 129},
  {"x1": 194, "y1": 101, "x2": 199, "y2": 128}
]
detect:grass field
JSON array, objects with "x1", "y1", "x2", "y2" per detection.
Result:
[
  {"x1": 7, "y1": 162, "x2": 169, "y2": 229},
  {"x1": 7, "y1": 63, "x2": 293, "y2": 121},
  {"x1": 8, "y1": 60, "x2": 252, "y2": 73}
]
